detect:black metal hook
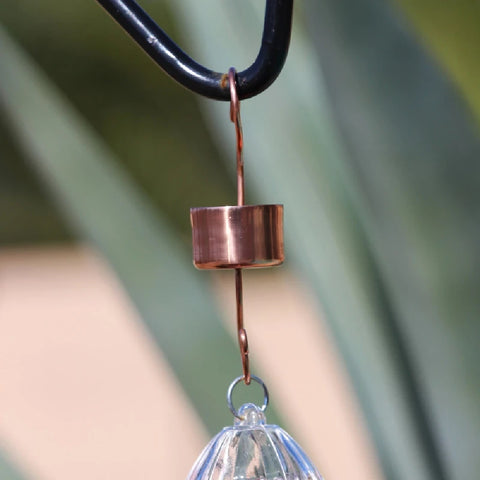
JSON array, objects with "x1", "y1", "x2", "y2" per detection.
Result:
[{"x1": 95, "y1": 0, "x2": 294, "y2": 100}]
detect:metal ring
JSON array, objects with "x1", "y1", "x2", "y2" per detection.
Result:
[{"x1": 227, "y1": 375, "x2": 269, "y2": 419}]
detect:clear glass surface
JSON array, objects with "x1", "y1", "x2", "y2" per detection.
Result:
[{"x1": 187, "y1": 403, "x2": 324, "y2": 480}]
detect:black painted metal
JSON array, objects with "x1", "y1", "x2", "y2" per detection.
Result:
[{"x1": 95, "y1": 0, "x2": 293, "y2": 100}]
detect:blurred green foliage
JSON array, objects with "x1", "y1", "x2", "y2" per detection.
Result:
[
  {"x1": 0, "y1": 0, "x2": 233, "y2": 245},
  {"x1": 0, "y1": 452, "x2": 24, "y2": 480},
  {"x1": 302, "y1": 1, "x2": 480, "y2": 479},
  {"x1": 395, "y1": 0, "x2": 480, "y2": 125},
  {"x1": 0, "y1": 113, "x2": 71, "y2": 243}
]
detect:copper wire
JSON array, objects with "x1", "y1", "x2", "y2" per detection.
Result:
[
  {"x1": 229, "y1": 67, "x2": 250, "y2": 385},
  {"x1": 229, "y1": 68, "x2": 244, "y2": 207}
]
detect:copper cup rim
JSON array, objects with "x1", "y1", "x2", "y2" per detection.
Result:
[{"x1": 190, "y1": 204, "x2": 283, "y2": 213}]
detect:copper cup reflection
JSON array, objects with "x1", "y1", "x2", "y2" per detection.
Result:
[{"x1": 190, "y1": 205, "x2": 284, "y2": 269}]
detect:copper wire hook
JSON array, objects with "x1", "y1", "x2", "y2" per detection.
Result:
[
  {"x1": 229, "y1": 68, "x2": 244, "y2": 207},
  {"x1": 229, "y1": 67, "x2": 250, "y2": 385}
]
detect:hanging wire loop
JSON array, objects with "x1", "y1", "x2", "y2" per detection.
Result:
[
  {"x1": 95, "y1": 0, "x2": 294, "y2": 100},
  {"x1": 229, "y1": 68, "x2": 244, "y2": 206}
]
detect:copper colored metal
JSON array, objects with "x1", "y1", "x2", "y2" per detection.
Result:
[
  {"x1": 230, "y1": 67, "x2": 248, "y2": 383},
  {"x1": 231, "y1": 68, "x2": 248, "y2": 384},
  {"x1": 229, "y1": 68, "x2": 244, "y2": 206},
  {"x1": 190, "y1": 68, "x2": 285, "y2": 385},
  {"x1": 235, "y1": 269, "x2": 250, "y2": 384},
  {"x1": 190, "y1": 205, "x2": 284, "y2": 269}
]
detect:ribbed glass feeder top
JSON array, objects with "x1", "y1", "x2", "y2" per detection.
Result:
[{"x1": 186, "y1": 403, "x2": 324, "y2": 480}]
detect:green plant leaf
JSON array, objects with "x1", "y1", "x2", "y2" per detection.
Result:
[
  {"x1": 168, "y1": 1, "x2": 480, "y2": 479},
  {"x1": 0, "y1": 452, "x2": 25, "y2": 480},
  {"x1": 304, "y1": 1, "x2": 480, "y2": 479},
  {"x1": 0, "y1": 24, "x2": 282, "y2": 436},
  {"x1": 394, "y1": 0, "x2": 480, "y2": 126}
]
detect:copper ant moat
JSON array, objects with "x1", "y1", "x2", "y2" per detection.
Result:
[{"x1": 187, "y1": 69, "x2": 323, "y2": 480}]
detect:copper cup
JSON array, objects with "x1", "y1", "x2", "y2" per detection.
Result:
[{"x1": 190, "y1": 204, "x2": 284, "y2": 269}]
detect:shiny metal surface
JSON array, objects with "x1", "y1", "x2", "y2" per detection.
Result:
[
  {"x1": 227, "y1": 375, "x2": 269, "y2": 419},
  {"x1": 228, "y1": 68, "x2": 250, "y2": 383},
  {"x1": 190, "y1": 205, "x2": 284, "y2": 269},
  {"x1": 190, "y1": 70, "x2": 284, "y2": 385},
  {"x1": 229, "y1": 68, "x2": 245, "y2": 207}
]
